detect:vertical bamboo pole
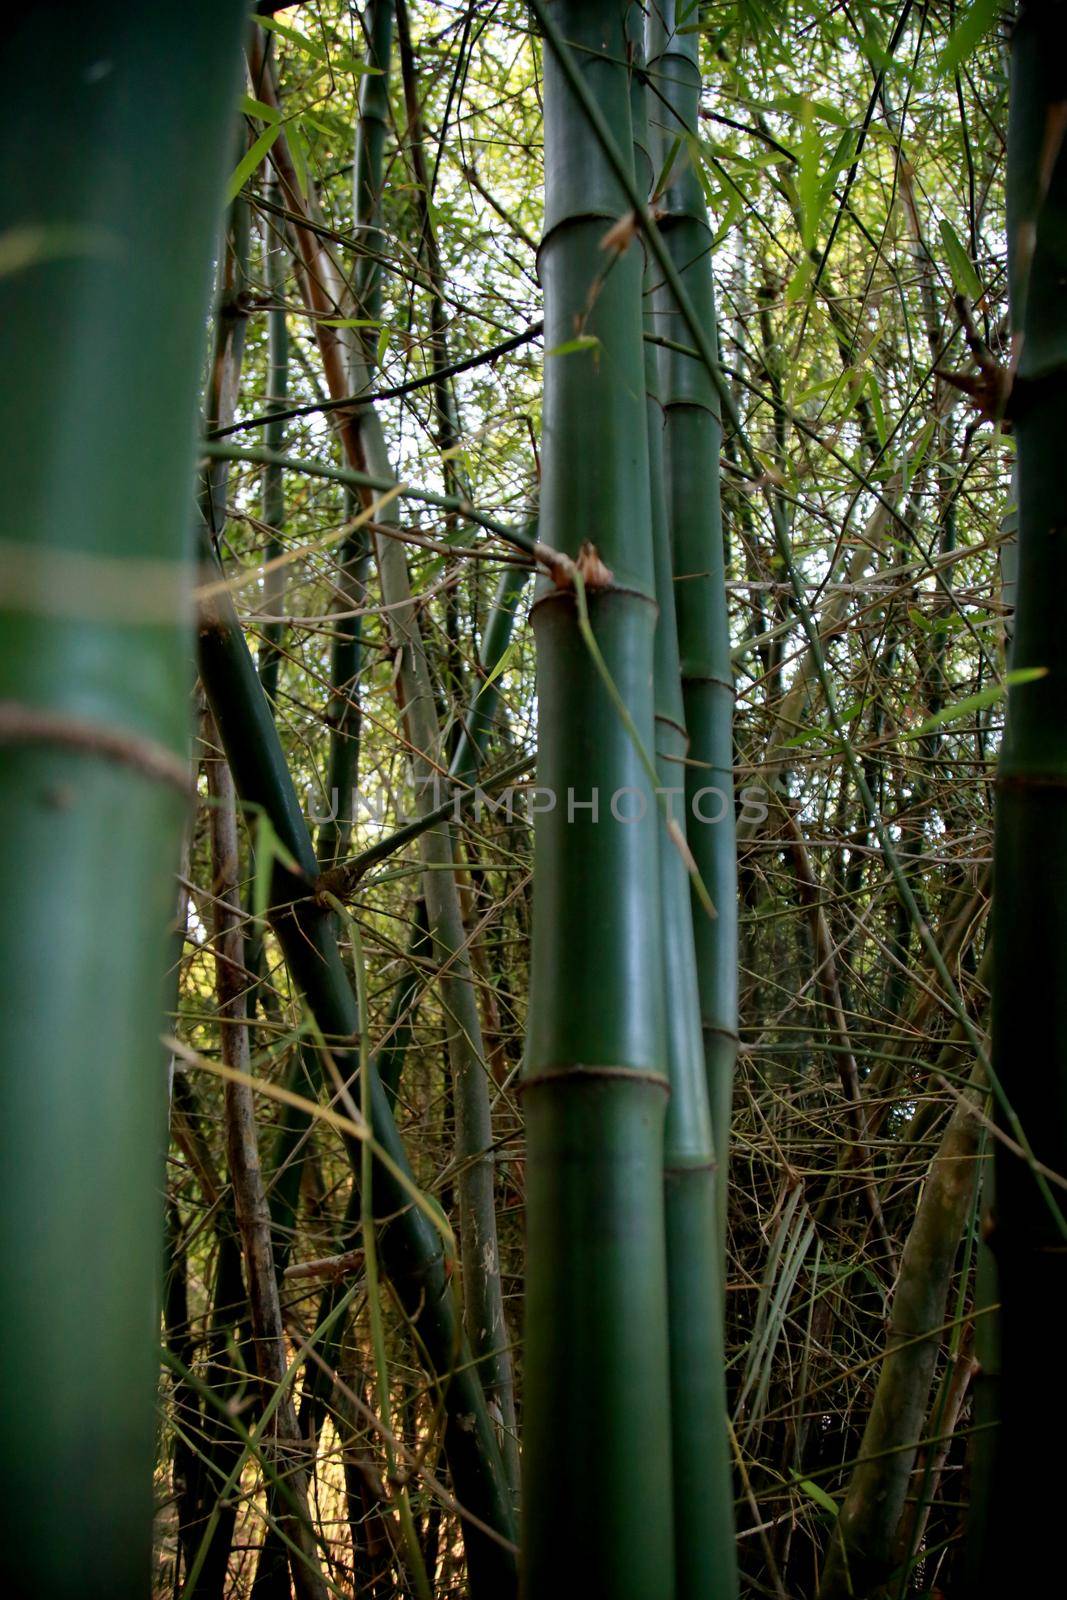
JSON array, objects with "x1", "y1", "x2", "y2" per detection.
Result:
[
  {"x1": 0, "y1": 7, "x2": 245, "y2": 1594},
  {"x1": 982, "y1": 5, "x2": 1067, "y2": 1581},
  {"x1": 449, "y1": 566, "x2": 531, "y2": 788},
  {"x1": 632, "y1": 19, "x2": 740, "y2": 1594},
  {"x1": 522, "y1": 5, "x2": 674, "y2": 1595},
  {"x1": 258, "y1": 182, "x2": 289, "y2": 708},
  {"x1": 316, "y1": 0, "x2": 394, "y2": 867},
  {"x1": 648, "y1": 2, "x2": 739, "y2": 1239}
]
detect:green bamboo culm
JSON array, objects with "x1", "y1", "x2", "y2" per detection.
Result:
[
  {"x1": 631, "y1": 17, "x2": 740, "y2": 1596},
  {"x1": 0, "y1": 6, "x2": 245, "y2": 1595},
  {"x1": 449, "y1": 564, "x2": 531, "y2": 787},
  {"x1": 522, "y1": 4, "x2": 674, "y2": 1595},
  {"x1": 317, "y1": 0, "x2": 394, "y2": 868},
  {"x1": 258, "y1": 180, "x2": 289, "y2": 708},
  {"x1": 982, "y1": 1, "x2": 1067, "y2": 1585},
  {"x1": 648, "y1": 2, "x2": 739, "y2": 1245},
  {"x1": 352, "y1": 0, "x2": 394, "y2": 376}
]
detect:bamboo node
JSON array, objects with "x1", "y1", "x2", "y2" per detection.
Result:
[
  {"x1": 599, "y1": 209, "x2": 639, "y2": 255},
  {"x1": 534, "y1": 539, "x2": 614, "y2": 592},
  {"x1": 0, "y1": 700, "x2": 193, "y2": 795},
  {"x1": 519, "y1": 1065, "x2": 670, "y2": 1094},
  {"x1": 575, "y1": 540, "x2": 614, "y2": 589}
]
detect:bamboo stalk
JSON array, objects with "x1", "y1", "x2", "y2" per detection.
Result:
[
  {"x1": 818, "y1": 1055, "x2": 985, "y2": 1597},
  {"x1": 316, "y1": 0, "x2": 393, "y2": 869},
  {"x1": 891, "y1": 1325, "x2": 978, "y2": 1585},
  {"x1": 297, "y1": 556, "x2": 528, "y2": 1566},
  {"x1": 258, "y1": 182, "x2": 289, "y2": 709},
  {"x1": 648, "y1": 2, "x2": 739, "y2": 1244},
  {"x1": 632, "y1": 18, "x2": 739, "y2": 1592},
  {"x1": 167, "y1": 1070, "x2": 249, "y2": 1598},
  {"x1": 980, "y1": 5, "x2": 1067, "y2": 1581},
  {"x1": 0, "y1": 9, "x2": 245, "y2": 1594},
  {"x1": 522, "y1": 6, "x2": 674, "y2": 1594}
]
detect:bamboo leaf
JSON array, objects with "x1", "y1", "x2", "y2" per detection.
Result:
[
  {"x1": 786, "y1": 254, "x2": 816, "y2": 305},
  {"x1": 251, "y1": 811, "x2": 301, "y2": 924},
  {"x1": 762, "y1": 93, "x2": 854, "y2": 129},
  {"x1": 865, "y1": 369, "x2": 887, "y2": 446},
  {"x1": 817, "y1": 127, "x2": 859, "y2": 215},
  {"x1": 797, "y1": 100, "x2": 823, "y2": 251},
  {"x1": 239, "y1": 94, "x2": 280, "y2": 123},
  {"x1": 709, "y1": 189, "x2": 743, "y2": 248},
  {"x1": 254, "y1": 12, "x2": 327, "y2": 61},
  {"x1": 782, "y1": 698, "x2": 863, "y2": 749},
  {"x1": 938, "y1": 0, "x2": 1000, "y2": 74},
  {"x1": 902, "y1": 417, "x2": 936, "y2": 490},
  {"x1": 796, "y1": 1477, "x2": 840, "y2": 1518},
  {"x1": 911, "y1": 667, "x2": 1048, "y2": 737},
  {"x1": 225, "y1": 122, "x2": 282, "y2": 203},
  {"x1": 329, "y1": 56, "x2": 383, "y2": 77},
  {"x1": 254, "y1": 13, "x2": 380, "y2": 77},
  {"x1": 479, "y1": 638, "x2": 517, "y2": 692},
  {"x1": 653, "y1": 134, "x2": 683, "y2": 200},
  {"x1": 938, "y1": 218, "x2": 983, "y2": 301}
]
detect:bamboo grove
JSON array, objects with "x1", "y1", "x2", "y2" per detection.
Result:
[{"x1": 1, "y1": 1, "x2": 1063, "y2": 1596}]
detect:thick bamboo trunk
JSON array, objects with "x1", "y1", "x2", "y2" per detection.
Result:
[
  {"x1": 522, "y1": 6, "x2": 674, "y2": 1595},
  {"x1": 0, "y1": 9, "x2": 244, "y2": 1594},
  {"x1": 980, "y1": 3, "x2": 1067, "y2": 1582}
]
